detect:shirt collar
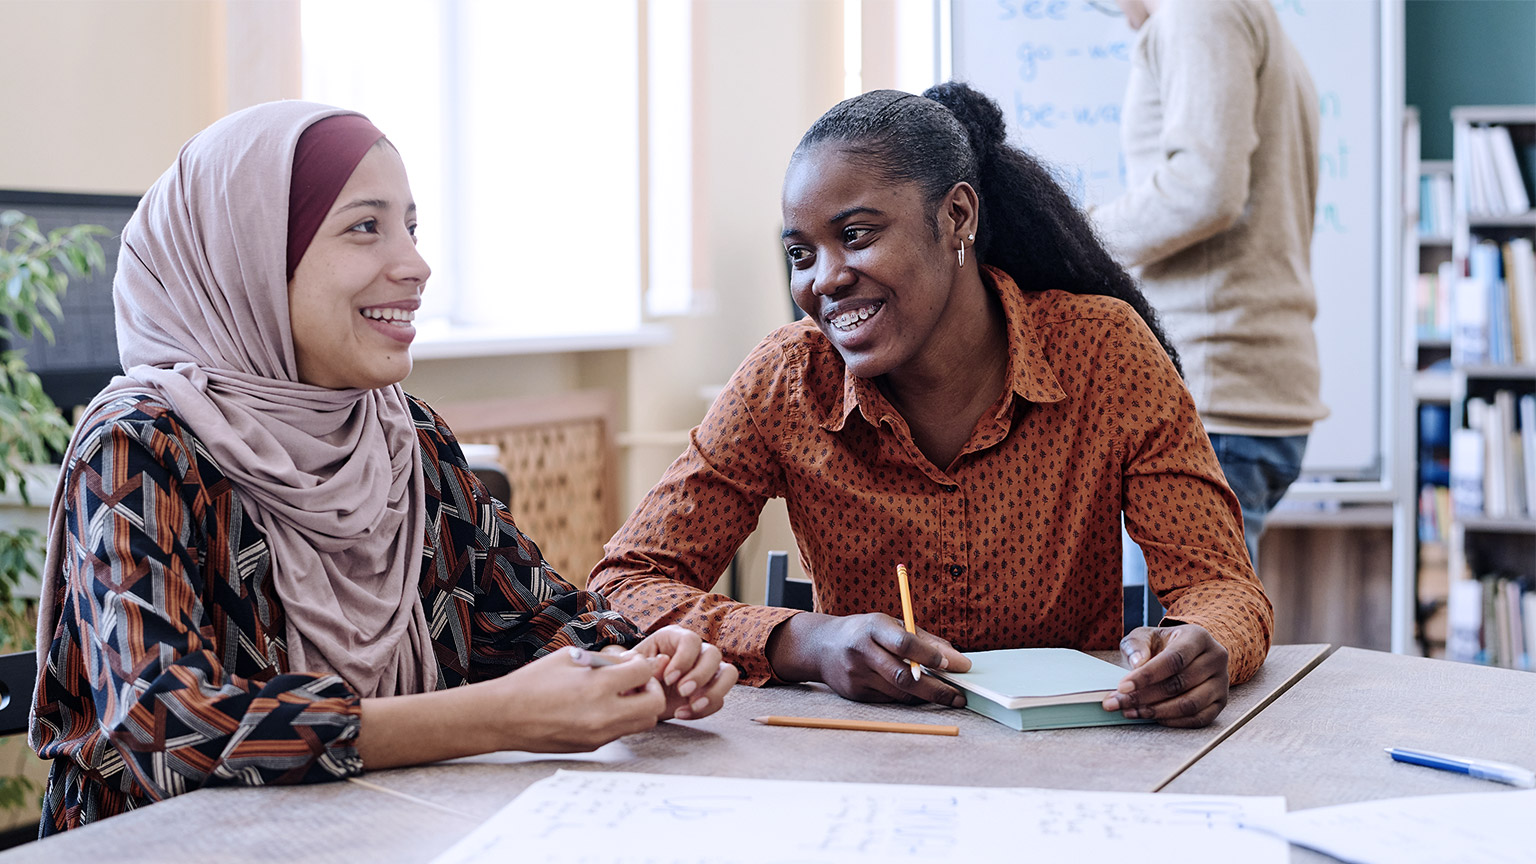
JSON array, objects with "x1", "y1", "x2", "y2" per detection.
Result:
[{"x1": 821, "y1": 266, "x2": 1066, "y2": 432}]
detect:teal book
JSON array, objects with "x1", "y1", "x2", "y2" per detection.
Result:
[{"x1": 931, "y1": 648, "x2": 1155, "y2": 732}]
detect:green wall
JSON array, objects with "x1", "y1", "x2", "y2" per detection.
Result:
[{"x1": 1406, "y1": 0, "x2": 1536, "y2": 159}]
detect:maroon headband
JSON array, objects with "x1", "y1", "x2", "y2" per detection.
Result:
[{"x1": 286, "y1": 114, "x2": 386, "y2": 280}]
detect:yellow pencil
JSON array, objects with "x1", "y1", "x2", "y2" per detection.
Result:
[
  {"x1": 896, "y1": 563, "x2": 921, "y2": 681},
  {"x1": 751, "y1": 716, "x2": 959, "y2": 736}
]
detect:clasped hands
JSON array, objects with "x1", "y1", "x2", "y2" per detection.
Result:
[{"x1": 766, "y1": 612, "x2": 1229, "y2": 727}]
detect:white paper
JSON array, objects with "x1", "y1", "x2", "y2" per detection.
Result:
[
  {"x1": 430, "y1": 770, "x2": 1287, "y2": 864},
  {"x1": 1243, "y1": 788, "x2": 1536, "y2": 864}
]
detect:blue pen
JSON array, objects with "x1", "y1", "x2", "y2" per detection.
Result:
[{"x1": 1385, "y1": 748, "x2": 1536, "y2": 788}]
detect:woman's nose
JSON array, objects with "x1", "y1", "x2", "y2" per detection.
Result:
[
  {"x1": 391, "y1": 235, "x2": 431, "y2": 288},
  {"x1": 812, "y1": 250, "x2": 854, "y2": 296}
]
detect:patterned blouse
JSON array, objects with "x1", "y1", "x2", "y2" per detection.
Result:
[
  {"x1": 31, "y1": 393, "x2": 640, "y2": 835},
  {"x1": 592, "y1": 269, "x2": 1272, "y2": 688}
]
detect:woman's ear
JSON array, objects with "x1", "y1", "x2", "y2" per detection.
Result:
[{"x1": 940, "y1": 181, "x2": 980, "y2": 246}]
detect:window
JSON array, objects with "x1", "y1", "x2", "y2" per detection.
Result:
[{"x1": 302, "y1": 1, "x2": 657, "y2": 347}]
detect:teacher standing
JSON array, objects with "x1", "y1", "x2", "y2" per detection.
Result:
[{"x1": 1092, "y1": 0, "x2": 1329, "y2": 565}]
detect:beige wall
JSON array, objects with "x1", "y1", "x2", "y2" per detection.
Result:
[
  {"x1": 4, "y1": 0, "x2": 842, "y2": 600},
  {"x1": 0, "y1": 0, "x2": 299, "y2": 194}
]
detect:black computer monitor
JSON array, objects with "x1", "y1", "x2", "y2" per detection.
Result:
[{"x1": 0, "y1": 189, "x2": 140, "y2": 412}]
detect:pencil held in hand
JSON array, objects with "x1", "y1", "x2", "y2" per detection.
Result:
[{"x1": 896, "y1": 563, "x2": 921, "y2": 681}]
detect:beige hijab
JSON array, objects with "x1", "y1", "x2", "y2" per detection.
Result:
[{"x1": 35, "y1": 101, "x2": 436, "y2": 701}]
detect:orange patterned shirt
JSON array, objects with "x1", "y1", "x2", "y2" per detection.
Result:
[{"x1": 592, "y1": 269, "x2": 1271, "y2": 687}]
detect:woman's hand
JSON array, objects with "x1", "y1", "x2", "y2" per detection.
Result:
[
  {"x1": 622, "y1": 625, "x2": 739, "y2": 721},
  {"x1": 765, "y1": 612, "x2": 972, "y2": 706},
  {"x1": 1101, "y1": 624, "x2": 1229, "y2": 728},
  {"x1": 489, "y1": 648, "x2": 668, "y2": 752}
]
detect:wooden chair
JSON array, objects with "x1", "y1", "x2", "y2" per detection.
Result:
[{"x1": 763, "y1": 550, "x2": 1162, "y2": 634}]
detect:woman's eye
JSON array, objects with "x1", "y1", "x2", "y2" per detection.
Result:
[
  {"x1": 785, "y1": 246, "x2": 812, "y2": 266},
  {"x1": 348, "y1": 218, "x2": 380, "y2": 234},
  {"x1": 842, "y1": 226, "x2": 872, "y2": 244},
  {"x1": 408, "y1": 223, "x2": 419, "y2": 242}
]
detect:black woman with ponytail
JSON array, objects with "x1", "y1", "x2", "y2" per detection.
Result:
[{"x1": 592, "y1": 84, "x2": 1272, "y2": 729}]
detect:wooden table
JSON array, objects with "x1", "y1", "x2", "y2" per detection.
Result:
[
  {"x1": 0, "y1": 644, "x2": 1327, "y2": 863},
  {"x1": 1164, "y1": 646, "x2": 1536, "y2": 809}
]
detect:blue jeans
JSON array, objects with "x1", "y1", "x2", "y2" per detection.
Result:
[{"x1": 1123, "y1": 433, "x2": 1308, "y2": 584}]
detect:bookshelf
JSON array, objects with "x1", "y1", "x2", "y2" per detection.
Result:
[
  {"x1": 1402, "y1": 108, "x2": 1454, "y2": 657},
  {"x1": 1437, "y1": 105, "x2": 1536, "y2": 671}
]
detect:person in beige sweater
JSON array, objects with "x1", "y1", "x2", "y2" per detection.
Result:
[{"x1": 1093, "y1": 0, "x2": 1328, "y2": 566}]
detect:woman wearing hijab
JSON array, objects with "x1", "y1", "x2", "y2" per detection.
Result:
[{"x1": 29, "y1": 101, "x2": 736, "y2": 835}]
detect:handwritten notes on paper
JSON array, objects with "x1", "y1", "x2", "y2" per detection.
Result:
[
  {"x1": 430, "y1": 770, "x2": 1286, "y2": 864},
  {"x1": 1243, "y1": 789, "x2": 1536, "y2": 864}
]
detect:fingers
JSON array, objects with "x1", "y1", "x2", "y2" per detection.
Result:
[
  {"x1": 868, "y1": 620, "x2": 968, "y2": 707},
  {"x1": 1118, "y1": 626, "x2": 1158, "y2": 669},
  {"x1": 1101, "y1": 626, "x2": 1229, "y2": 726},
  {"x1": 1136, "y1": 676, "x2": 1228, "y2": 728},
  {"x1": 673, "y1": 661, "x2": 739, "y2": 721},
  {"x1": 592, "y1": 653, "x2": 666, "y2": 693},
  {"x1": 649, "y1": 625, "x2": 705, "y2": 688}
]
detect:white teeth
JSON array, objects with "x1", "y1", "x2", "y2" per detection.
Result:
[
  {"x1": 361, "y1": 307, "x2": 415, "y2": 324},
  {"x1": 830, "y1": 303, "x2": 881, "y2": 332}
]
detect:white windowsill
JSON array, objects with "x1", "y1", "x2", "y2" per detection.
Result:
[{"x1": 411, "y1": 323, "x2": 672, "y2": 360}]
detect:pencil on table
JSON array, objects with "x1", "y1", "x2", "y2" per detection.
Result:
[
  {"x1": 751, "y1": 716, "x2": 959, "y2": 736},
  {"x1": 896, "y1": 563, "x2": 921, "y2": 681}
]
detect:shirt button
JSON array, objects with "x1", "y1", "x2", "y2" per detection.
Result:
[
  {"x1": 943, "y1": 484, "x2": 958, "y2": 493},
  {"x1": 949, "y1": 564, "x2": 965, "y2": 577}
]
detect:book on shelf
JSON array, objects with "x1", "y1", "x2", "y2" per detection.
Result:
[
  {"x1": 1462, "y1": 123, "x2": 1533, "y2": 219},
  {"x1": 1487, "y1": 124, "x2": 1532, "y2": 214},
  {"x1": 1414, "y1": 265, "x2": 1455, "y2": 342},
  {"x1": 1446, "y1": 578, "x2": 1483, "y2": 664},
  {"x1": 1526, "y1": 591, "x2": 1536, "y2": 670},
  {"x1": 929, "y1": 648, "x2": 1153, "y2": 731},
  {"x1": 1417, "y1": 171, "x2": 1454, "y2": 237},
  {"x1": 1522, "y1": 393, "x2": 1536, "y2": 518},
  {"x1": 1460, "y1": 240, "x2": 1536, "y2": 367},
  {"x1": 1451, "y1": 270, "x2": 1490, "y2": 366},
  {"x1": 1451, "y1": 574, "x2": 1535, "y2": 671},
  {"x1": 1450, "y1": 425, "x2": 1485, "y2": 516},
  {"x1": 1454, "y1": 391, "x2": 1536, "y2": 518},
  {"x1": 1507, "y1": 238, "x2": 1536, "y2": 366}
]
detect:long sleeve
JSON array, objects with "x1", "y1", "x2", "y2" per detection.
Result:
[
  {"x1": 34, "y1": 411, "x2": 363, "y2": 810},
  {"x1": 1113, "y1": 315, "x2": 1273, "y2": 684},
  {"x1": 589, "y1": 341, "x2": 801, "y2": 686},
  {"x1": 409, "y1": 399, "x2": 642, "y2": 685},
  {"x1": 1090, "y1": 0, "x2": 1265, "y2": 269}
]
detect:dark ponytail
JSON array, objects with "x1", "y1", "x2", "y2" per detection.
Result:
[{"x1": 795, "y1": 83, "x2": 1181, "y2": 375}]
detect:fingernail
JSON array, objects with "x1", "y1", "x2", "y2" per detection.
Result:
[
  {"x1": 1118, "y1": 681, "x2": 1135, "y2": 694},
  {"x1": 1103, "y1": 696, "x2": 1120, "y2": 710},
  {"x1": 665, "y1": 670, "x2": 682, "y2": 686},
  {"x1": 675, "y1": 708, "x2": 693, "y2": 720},
  {"x1": 678, "y1": 680, "x2": 697, "y2": 697},
  {"x1": 939, "y1": 656, "x2": 949, "y2": 669},
  {"x1": 1125, "y1": 708, "x2": 1140, "y2": 719},
  {"x1": 1128, "y1": 651, "x2": 1143, "y2": 666},
  {"x1": 690, "y1": 696, "x2": 709, "y2": 712}
]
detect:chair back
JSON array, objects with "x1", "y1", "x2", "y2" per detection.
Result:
[
  {"x1": 763, "y1": 551, "x2": 813, "y2": 611},
  {"x1": 0, "y1": 651, "x2": 36, "y2": 738}
]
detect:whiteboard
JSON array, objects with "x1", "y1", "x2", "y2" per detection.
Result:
[{"x1": 952, "y1": 0, "x2": 1383, "y2": 478}]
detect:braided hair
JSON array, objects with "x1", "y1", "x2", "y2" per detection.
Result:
[{"x1": 795, "y1": 82, "x2": 1181, "y2": 375}]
